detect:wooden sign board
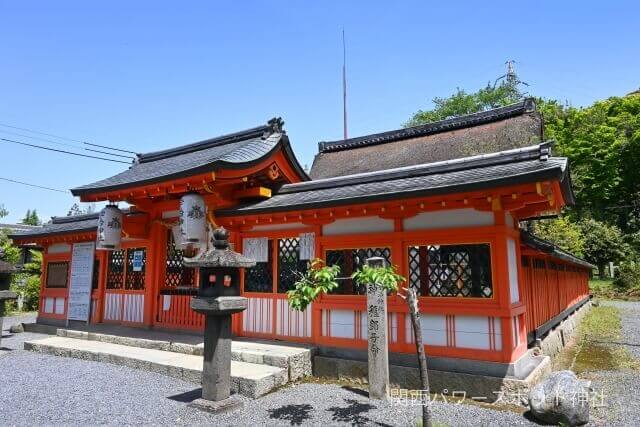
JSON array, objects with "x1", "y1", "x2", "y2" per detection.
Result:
[{"x1": 67, "y1": 242, "x2": 95, "y2": 322}]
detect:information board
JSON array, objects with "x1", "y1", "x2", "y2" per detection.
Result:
[{"x1": 67, "y1": 242, "x2": 95, "y2": 322}]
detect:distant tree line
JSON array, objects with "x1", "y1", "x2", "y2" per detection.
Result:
[{"x1": 406, "y1": 77, "x2": 640, "y2": 288}]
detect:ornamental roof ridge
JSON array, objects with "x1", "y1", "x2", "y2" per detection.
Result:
[{"x1": 317, "y1": 98, "x2": 536, "y2": 153}]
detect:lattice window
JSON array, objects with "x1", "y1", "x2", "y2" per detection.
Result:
[
  {"x1": 125, "y1": 248, "x2": 146, "y2": 290},
  {"x1": 46, "y1": 262, "x2": 68, "y2": 288},
  {"x1": 277, "y1": 238, "x2": 308, "y2": 293},
  {"x1": 326, "y1": 247, "x2": 392, "y2": 295},
  {"x1": 165, "y1": 230, "x2": 196, "y2": 288},
  {"x1": 106, "y1": 250, "x2": 125, "y2": 289},
  {"x1": 408, "y1": 244, "x2": 492, "y2": 297},
  {"x1": 244, "y1": 239, "x2": 273, "y2": 293}
]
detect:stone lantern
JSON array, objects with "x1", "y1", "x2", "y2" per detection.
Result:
[
  {"x1": 0, "y1": 260, "x2": 18, "y2": 348},
  {"x1": 183, "y1": 227, "x2": 255, "y2": 413}
]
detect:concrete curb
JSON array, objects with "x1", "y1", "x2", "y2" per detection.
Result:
[
  {"x1": 24, "y1": 338, "x2": 288, "y2": 398},
  {"x1": 56, "y1": 329, "x2": 314, "y2": 381}
]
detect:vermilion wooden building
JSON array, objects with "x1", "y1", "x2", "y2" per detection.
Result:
[{"x1": 12, "y1": 100, "x2": 592, "y2": 372}]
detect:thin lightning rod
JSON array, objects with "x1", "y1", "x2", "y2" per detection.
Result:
[{"x1": 342, "y1": 28, "x2": 348, "y2": 140}]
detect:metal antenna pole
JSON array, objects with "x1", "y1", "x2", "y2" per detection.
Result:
[{"x1": 342, "y1": 28, "x2": 348, "y2": 140}]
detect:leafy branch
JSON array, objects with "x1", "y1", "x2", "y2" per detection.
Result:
[
  {"x1": 351, "y1": 264, "x2": 405, "y2": 292},
  {"x1": 286, "y1": 259, "x2": 406, "y2": 311},
  {"x1": 286, "y1": 259, "x2": 340, "y2": 311}
]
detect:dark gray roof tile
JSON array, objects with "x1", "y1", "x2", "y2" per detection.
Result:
[{"x1": 217, "y1": 143, "x2": 571, "y2": 216}]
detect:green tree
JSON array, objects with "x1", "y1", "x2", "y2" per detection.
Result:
[
  {"x1": 22, "y1": 209, "x2": 41, "y2": 225},
  {"x1": 579, "y1": 218, "x2": 627, "y2": 278},
  {"x1": 404, "y1": 80, "x2": 524, "y2": 127},
  {"x1": 533, "y1": 216, "x2": 585, "y2": 257},
  {"x1": 11, "y1": 250, "x2": 42, "y2": 311},
  {"x1": 67, "y1": 202, "x2": 96, "y2": 216},
  {"x1": 0, "y1": 204, "x2": 8, "y2": 218}
]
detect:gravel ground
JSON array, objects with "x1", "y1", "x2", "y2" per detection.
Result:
[
  {"x1": 0, "y1": 331, "x2": 534, "y2": 426},
  {"x1": 2, "y1": 304, "x2": 638, "y2": 426},
  {"x1": 578, "y1": 301, "x2": 640, "y2": 426},
  {"x1": 600, "y1": 300, "x2": 640, "y2": 359}
]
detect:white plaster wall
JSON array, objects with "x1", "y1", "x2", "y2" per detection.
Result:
[
  {"x1": 455, "y1": 315, "x2": 502, "y2": 351},
  {"x1": 54, "y1": 297, "x2": 65, "y2": 315},
  {"x1": 406, "y1": 314, "x2": 448, "y2": 346},
  {"x1": 251, "y1": 222, "x2": 306, "y2": 232},
  {"x1": 48, "y1": 243, "x2": 71, "y2": 254},
  {"x1": 507, "y1": 238, "x2": 520, "y2": 303},
  {"x1": 505, "y1": 212, "x2": 517, "y2": 229},
  {"x1": 324, "y1": 309, "x2": 355, "y2": 338},
  {"x1": 403, "y1": 208, "x2": 494, "y2": 231},
  {"x1": 322, "y1": 217, "x2": 394, "y2": 236},
  {"x1": 162, "y1": 210, "x2": 179, "y2": 219},
  {"x1": 44, "y1": 297, "x2": 55, "y2": 313}
]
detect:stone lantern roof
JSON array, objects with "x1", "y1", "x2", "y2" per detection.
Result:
[
  {"x1": 0, "y1": 260, "x2": 16, "y2": 274},
  {"x1": 183, "y1": 227, "x2": 256, "y2": 269}
]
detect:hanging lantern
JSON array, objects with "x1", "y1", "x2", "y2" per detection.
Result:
[
  {"x1": 96, "y1": 204, "x2": 123, "y2": 250},
  {"x1": 180, "y1": 193, "x2": 206, "y2": 244}
]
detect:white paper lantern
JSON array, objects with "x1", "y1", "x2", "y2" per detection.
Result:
[
  {"x1": 179, "y1": 193, "x2": 206, "y2": 243},
  {"x1": 96, "y1": 204, "x2": 123, "y2": 250}
]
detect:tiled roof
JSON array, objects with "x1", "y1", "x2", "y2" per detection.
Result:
[
  {"x1": 520, "y1": 230, "x2": 595, "y2": 269},
  {"x1": 8, "y1": 213, "x2": 99, "y2": 239},
  {"x1": 0, "y1": 223, "x2": 41, "y2": 233},
  {"x1": 71, "y1": 118, "x2": 308, "y2": 196},
  {"x1": 310, "y1": 99, "x2": 541, "y2": 179},
  {"x1": 217, "y1": 142, "x2": 572, "y2": 216}
]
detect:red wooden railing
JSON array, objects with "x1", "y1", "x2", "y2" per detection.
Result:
[
  {"x1": 155, "y1": 293, "x2": 204, "y2": 330},
  {"x1": 520, "y1": 256, "x2": 590, "y2": 334}
]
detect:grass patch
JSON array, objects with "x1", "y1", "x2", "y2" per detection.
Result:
[
  {"x1": 570, "y1": 305, "x2": 639, "y2": 373},
  {"x1": 589, "y1": 278, "x2": 640, "y2": 301}
]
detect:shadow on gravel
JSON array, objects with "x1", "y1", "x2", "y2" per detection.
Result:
[
  {"x1": 167, "y1": 388, "x2": 202, "y2": 403},
  {"x1": 522, "y1": 410, "x2": 552, "y2": 425},
  {"x1": 268, "y1": 403, "x2": 313, "y2": 425},
  {"x1": 327, "y1": 398, "x2": 391, "y2": 426},
  {"x1": 341, "y1": 385, "x2": 369, "y2": 398}
]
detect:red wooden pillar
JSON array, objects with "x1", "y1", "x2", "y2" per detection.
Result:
[{"x1": 144, "y1": 217, "x2": 165, "y2": 326}]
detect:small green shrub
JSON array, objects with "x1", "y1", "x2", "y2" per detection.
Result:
[
  {"x1": 10, "y1": 272, "x2": 41, "y2": 312},
  {"x1": 613, "y1": 261, "x2": 640, "y2": 291}
]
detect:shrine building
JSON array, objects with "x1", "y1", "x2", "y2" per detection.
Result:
[{"x1": 11, "y1": 99, "x2": 592, "y2": 373}]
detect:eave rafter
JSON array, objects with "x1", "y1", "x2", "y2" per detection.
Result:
[
  {"x1": 78, "y1": 150, "x2": 301, "y2": 205},
  {"x1": 218, "y1": 181, "x2": 559, "y2": 232}
]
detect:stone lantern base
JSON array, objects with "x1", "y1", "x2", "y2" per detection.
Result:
[{"x1": 189, "y1": 394, "x2": 244, "y2": 414}]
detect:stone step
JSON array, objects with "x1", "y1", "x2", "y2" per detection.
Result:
[
  {"x1": 24, "y1": 336, "x2": 288, "y2": 398},
  {"x1": 56, "y1": 328, "x2": 314, "y2": 381}
]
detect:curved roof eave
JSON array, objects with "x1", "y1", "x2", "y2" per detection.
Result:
[{"x1": 70, "y1": 137, "x2": 309, "y2": 197}]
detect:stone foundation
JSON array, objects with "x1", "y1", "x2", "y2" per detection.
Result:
[
  {"x1": 313, "y1": 300, "x2": 592, "y2": 404},
  {"x1": 537, "y1": 301, "x2": 592, "y2": 359}
]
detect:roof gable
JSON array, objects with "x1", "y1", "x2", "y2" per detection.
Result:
[{"x1": 71, "y1": 118, "x2": 308, "y2": 197}]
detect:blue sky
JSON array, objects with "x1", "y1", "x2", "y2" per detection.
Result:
[{"x1": 1, "y1": 1, "x2": 638, "y2": 224}]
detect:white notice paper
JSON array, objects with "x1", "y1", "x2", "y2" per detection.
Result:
[
  {"x1": 67, "y1": 242, "x2": 95, "y2": 322},
  {"x1": 243, "y1": 238, "x2": 268, "y2": 263},
  {"x1": 299, "y1": 232, "x2": 315, "y2": 260}
]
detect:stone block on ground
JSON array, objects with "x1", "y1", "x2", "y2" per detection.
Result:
[
  {"x1": 528, "y1": 370, "x2": 590, "y2": 426},
  {"x1": 9, "y1": 323, "x2": 24, "y2": 333},
  {"x1": 24, "y1": 336, "x2": 288, "y2": 398}
]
